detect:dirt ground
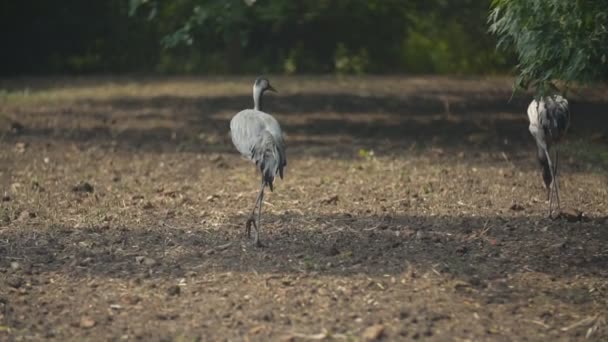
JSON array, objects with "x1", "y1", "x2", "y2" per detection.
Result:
[{"x1": 0, "y1": 76, "x2": 607, "y2": 341}]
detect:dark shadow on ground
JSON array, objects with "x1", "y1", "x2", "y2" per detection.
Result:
[
  {"x1": 1, "y1": 213, "x2": 606, "y2": 283},
  {"x1": 3, "y1": 92, "x2": 608, "y2": 158}
]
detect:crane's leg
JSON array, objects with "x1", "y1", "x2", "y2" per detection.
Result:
[
  {"x1": 253, "y1": 186, "x2": 265, "y2": 247},
  {"x1": 246, "y1": 178, "x2": 265, "y2": 241},
  {"x1": 553, "y1": 146, "x2": 561, "y2": 213},
  {"x1": 543, "y1": 147, "x2": 557, "y2": 219}
]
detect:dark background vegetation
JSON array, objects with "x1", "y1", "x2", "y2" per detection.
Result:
[{"x1": 0, "y1": 0, "x2": 515, "y2": 76}]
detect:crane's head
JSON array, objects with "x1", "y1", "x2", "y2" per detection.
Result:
[{"x1": 254, "y1": 77, "x2": 277, "y2": 94}]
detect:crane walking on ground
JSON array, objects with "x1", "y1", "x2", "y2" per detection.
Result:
[
  {"x1": 230, "y1": 77, "x2": 287, "y2": 247},
  {"x1": 527, "y1": 95, "x2": 570, "y2": 218}
]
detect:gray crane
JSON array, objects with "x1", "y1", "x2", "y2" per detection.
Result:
[
  {"x1": 527, "y1": 94, "x2": 570, "y2": 218},
  {"x1": 230, "y1": 77, "x2": 287, "y2": 247}
]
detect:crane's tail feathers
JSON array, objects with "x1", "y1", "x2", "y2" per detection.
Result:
[{"x1": 252, "y1": 131, "x2": 286, "y2": 191}]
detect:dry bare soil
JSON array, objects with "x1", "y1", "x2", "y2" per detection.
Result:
[{"x1": 1, "y1": 76, "x2": 607, "y2": 341}]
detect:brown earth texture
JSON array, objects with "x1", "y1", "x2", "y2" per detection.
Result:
[{"x1": 0, "y1": 76, "x2": 607, "y2": 341}]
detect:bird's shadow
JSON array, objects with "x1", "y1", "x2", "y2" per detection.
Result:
[{"x1": 1, "y1": 213, "x2": 606, "y2": 284}]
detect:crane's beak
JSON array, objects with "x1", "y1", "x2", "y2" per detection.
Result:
[{"x1": 267, "y1": 85, "x2": 278, "y2": 93}]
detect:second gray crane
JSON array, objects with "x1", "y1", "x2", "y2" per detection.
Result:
[
  {"x1": 230, "y1": 77, "x2": 287, "y2": 247},
  {"x1": 527, "y1": 94, "x2": 570, "y2": 218}
]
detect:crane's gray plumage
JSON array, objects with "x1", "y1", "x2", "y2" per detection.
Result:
[
  {"x1": 230, "y1": 77, "x2": 286, "y2": 246},
  {"x1": 527, "y1": 94, "x2": 570, "y2": 218},
  {"x1": 230, "y1": 109, "x2": 286, "y2": 190}
]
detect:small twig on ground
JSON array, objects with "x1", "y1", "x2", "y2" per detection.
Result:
[
  {"x1": 204, "y1": 242, "x2": 233, "y2": 255},
  {"x1": 561, "y1": 315, "x2": 599, "y2": 332},
  {"x1": 525, "y1": 319, "x2": 551, "y2": 329},
  {"x1": 284, "y1": 329, "x2": 347, "y2": 340},
  {"x1": 466, "y1": 219, "x2": 492, "y2": 242},
  {"x1": 363, "y1": 222, "x2": 383, "y2": 231}
]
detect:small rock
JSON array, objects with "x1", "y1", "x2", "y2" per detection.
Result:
[
  {"x1": 249, "y1": 325, "x2": 266, "y2": 335},
  {"x1": 208, "y1": 154, "x2": 222, "y2": 163},
  {"x1": 279, "y1": 336, "x2": 296, "y2": 342},
  {"x1": 79, "y1": 257, "x2": 93, "y2": 266},
  {"x1": 455, "y1": 246, "x2": 468, "y2": 255},
  {"x1": 167, "y1": 285, "x2": 180, "y2": 296},
  {"x1": 79, "y1": 316, "x2": 96, "y2": 329},
  {"x1": 362, "y1": 324, "x2": 385, "y2": 341},
  {"x1": 415, "y1": 230, "x2": 429, "y2": 240},
  {"x1": 453, "y1": 280, "x2": 471, "y2": 290},
  {"x1": 320, "y1": 195, "x2": 339, "y2": 205},
  {"x1": 6, "y1": 276, "x2": 24, "y2": 289},
  {"x1": 509, "y1": 202, "x2": 524, "y2": 211},
  {"x1": 72, "y1": 182, "x2": 94, "y2": 193},
  {"x1": 121, "y1": 295, "x2": 141, "y2": 305},
  {"x1": 156, "y1": 312, "x2": 179, "y2": 320},
  {"x1": 16, "y1": 211, "x2": 36, "y2": 222},
  {"x1": 135, "y1": 256, "x2": 157, "y2": 267},
  {"x1": 559, "y1": 208, "x2": 583, "y2": 222},
  {"x1": 14, "y1": 142, "x2": 27, "y2": 153},
  {"x1": 259, "y1": 310, "x2": 274, "y2": 322},
  {"x1": 10, "y1": 262, "x2": 20, "y2": 271},
  {"x1": 206, "y1": 194, "x2": 220, "y2": 202},
  {"x1": 31, "y1": 181, "x2": 45, "y2": 192},
  {"x1": 549, "y1": 241, "x2": 568, "y2": 250},
  {"x1": 142, "y1": 202, "x2": 154, "y2": 210}
]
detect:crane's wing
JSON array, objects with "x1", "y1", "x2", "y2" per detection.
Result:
[
  {"x1": 230, "y1": 109, "x2": 266, "y2": 158},
  {"x1": 528, "y1": 96, "x2": 568, "y2": 143},
  {"x1": 545, "y1": 95, "x2": 570, "y2": 134},
  {"x1": 527, "y1": 99, "x2": 547, "y2": 144},
  {"x1": 230, "y1": 109, "x2": 287, "y2": 188},
  {"x1": 258, "y1": 112, "x2": 287, "y2": 178}
]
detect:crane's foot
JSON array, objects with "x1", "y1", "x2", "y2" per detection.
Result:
[
  {"x1": 245, "y1": 217, "x2": 266, "y2": 247},
  {"x1": 245, "y1": 216, "x2": 257, "y2": 239},
  {"x1": 253, "y1": 237, "x2": 266, "y2": 248}
]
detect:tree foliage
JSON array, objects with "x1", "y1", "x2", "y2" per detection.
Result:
[
  {"x1": 127, "y1": 0, "x2": 510, "y2": 74},
  {"x1": 1, "y1": 0, "x2": 512, "y2": 75},
  {"x1": 489, "y1": 0, "x2": 608, "y2": 96}
]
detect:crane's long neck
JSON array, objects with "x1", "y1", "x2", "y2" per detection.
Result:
[{"x1": 253, "y1": 86, "x2": 263, "y2": 111}]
